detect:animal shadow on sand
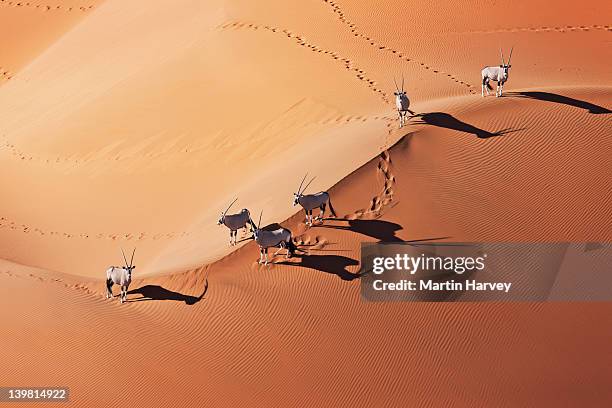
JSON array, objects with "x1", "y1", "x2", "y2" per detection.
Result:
[
  {"x1": 320, "y1": 218, "x2": 452, "y2": 245},
  {"x1": 321, "y1": 219, "x2": 404, "y2": 242},
  {"x1": 278, "y1": 254, "x2": 361, "y2": 281},
  {"x1": 128, "y1": 279, "x2": 208, "y2": 305},
  {"x1": 508, "y1": 91, "x2": 611, "y2": 114},
  {"x1": 415, "y1": 112, "x2": 523, "y2": 139}
]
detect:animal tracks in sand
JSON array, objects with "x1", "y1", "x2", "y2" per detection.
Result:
[
  {"x1": 295, "y1": 146, "x2": 396, "y2": 236},
  {"x1": 320, "y1": 0, "x2": 477, "y2": 95},
  {"x1": 347, "y1": 149, "x2": 396, "y2": 220},
  {"x1": 0, "y1": 217, "x2": 191, "y2": 242},
  {"x1": 0, "y1": 114, "x2": 394, "y2": 168},
  {"x1": 295, "y1": 234, "x2": 329, "y2": 251},
  {"x1": 0, "y1": 67, "x2": 13, "y2": 82},
  {"x1": 262, "y1": 149, "x2": 396, "y2": 267},
  {"x1": 2, "y1": 268, "x2": 96, "y2": 297},
  {"x1": 218, "y1": 21, "x2": 390, "y2": 105},
  {"x1": 0, "y1": 0, "x2": 94, "y2": 12}
]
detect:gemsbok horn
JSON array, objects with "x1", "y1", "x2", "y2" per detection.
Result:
[
  {"x1": 105, "y1": 248, "x2": 136, "y2": 304},
  {"x1": 481, "y1": 47, "x2": 513, "y2": 97},
  {"x1": 293, "y1": 173, "x2": 337, "y2": 226},
  {"x1": 249, "y1": 211, "x2": 297, "y2": 265},
  {"x1": 217, "y1": 197, "x2": 252, "y2": 246}
]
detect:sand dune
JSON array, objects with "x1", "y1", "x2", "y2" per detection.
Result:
[
  {"x1": 0, "y1": 1, "x2": 97, "y2": 79},
  {"x1": 1, "y1": 0, "x2": 611, "y2": 406}
]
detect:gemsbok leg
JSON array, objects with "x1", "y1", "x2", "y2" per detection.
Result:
[
  {"x1": 259, "y1": 247, "x2": 269, "y2": 264},
  {"x1": 106, "y1": 279, "x2": 113, "y2": 299},
  {"x1": 317, "y1": 203, "x2": 326, "y2": 221},
  {"x1": 483, "y1": 79, "x2": 490, "y2": 97}
]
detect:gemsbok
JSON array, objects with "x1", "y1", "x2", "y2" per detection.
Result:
[
  {"x1": 394, "y1": 75, "x2": 414, "y2": 128},
  {"x1": 217, "y1": 198, "x2": 252, "y2": 245},
  {"x1": 106, "y1": 248, "x2": 136, "y2": 304},
  {"x1": 293, "y1": 174, "x2": 337, "y2": 226},
  {"x1": 482, "y1": 47, "x2": 513, "y2": 97},
  {"x1": 249, "y1": 212, "x2": 297, "y2": 265}
]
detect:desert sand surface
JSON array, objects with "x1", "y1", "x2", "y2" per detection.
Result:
[{"x1": 1, "y1": 0, "x2": 611, "y2": 406}]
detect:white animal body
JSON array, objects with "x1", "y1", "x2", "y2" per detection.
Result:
[
  {"x1": 292, "y1": 174, "x2": 337, "y2": 226},
  {"x1": 106, "y1": 248, "x2": 136, "y2": 303},
  {"x1": 217, "y1": 198, "x2": 252, "y2": 245},
  {"x1": 394, "y1": 75, "x2": 414, "y2": 127},
  {"x1": 249, "y1": 213, "x2": 297, "y2": 265},
  {"x1": 482, "y1": 47, "x2": 513, "y2": 97}
]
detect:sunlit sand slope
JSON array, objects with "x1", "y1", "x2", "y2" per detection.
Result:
[{"x1": 0, "y1": 0, "x2": 611, "y2": 406}]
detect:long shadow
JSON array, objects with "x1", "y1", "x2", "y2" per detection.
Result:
[
  {"x1": 278, "y1": 236, "x2": 452, "y2": 280},
  {"x1": 508, "y1": 91, "x2": 611, "y2": 114},
  {"x1": 236, "y1": 235, "x2": 254, "y2": 244},
  {"x1": 415, "y1": 112, "x2": 522, "y2": 139},
  {"x1": 128, "y1": 280, "x2": 208, "y2": 305},
  {"x1": 278, "y1": 254, "x2": 360, "y2": 281},
  {"x1": 321, "y1": 219, "x2": 404, "y2": 242}
]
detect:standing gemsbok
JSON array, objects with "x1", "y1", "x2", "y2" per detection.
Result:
[
  {"x1": 106, "y1": 248, "x2": 136, "y2": 304},
  {"x1": 293, "y1": 174, "x2": 337, "y2": 226},
  {"x1": 482, "y1": 47, "x2": 513, "y2": 97},
  {"x1": 249, "y1": 211, "x2": 297, "y2": 265},
  {"x1": 217, "y1": 198, "x2": 252, "y2": 245},
  {"x1": 394, "y1": 75, "x2": 414, "y2": 128}
]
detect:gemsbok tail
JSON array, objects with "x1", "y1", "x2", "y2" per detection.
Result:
[{"x1": 327, "y1": 195, "x2": 338, "y2": 217}]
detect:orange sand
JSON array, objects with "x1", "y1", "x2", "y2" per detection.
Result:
[{"x1": 1, "y1": 0, "x2": 611, "y2": 406}]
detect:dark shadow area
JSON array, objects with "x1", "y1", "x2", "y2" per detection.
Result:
[
  {"x1": 508, "y1": 91, "x2": 611, "y2": 114},
  {"x1": 235, "y1": 235, "x2": 254, "y2": 244},
  {"x1": 128, "y1": 280, "x2": 208, "y2": 305},
  {"x1": 301, "y1": 248, "x2": 353, "y2": 253},
  {"x1": 321, "y1": 219, "x2": 404, "y2": 242},
  {"x1": 279, "y1": 237, "x2": 454, "y2": 281},
  {"x1": 278, "y1": 254, "x2": 360, "y2": 281},
  {"x1": 415, "y1": 112, "x2": 523, "y2": 139}
]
